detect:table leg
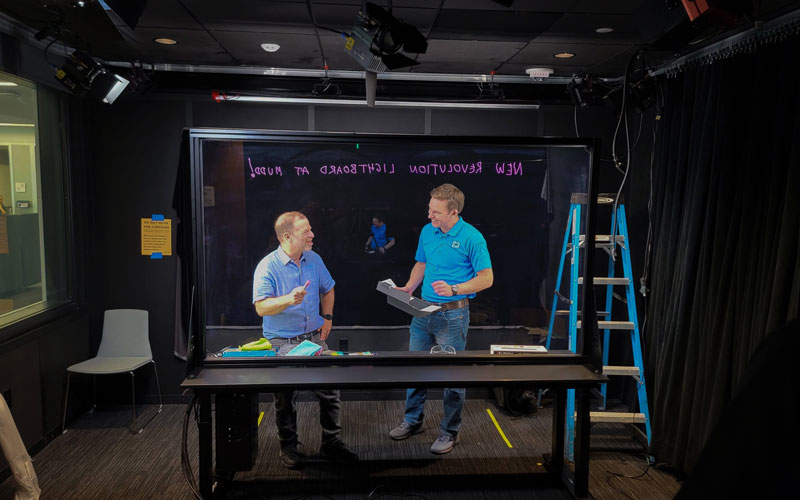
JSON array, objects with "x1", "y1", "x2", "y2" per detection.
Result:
[
  {"x1": 573, "y1": 387, "x2": 590, "y2": 498},
  {"x1": 550, "y1": 387, "x2": 566, "y2": 478},
  {"x1": 198, "y1": 392, "x2": 213, "y2": 499}
]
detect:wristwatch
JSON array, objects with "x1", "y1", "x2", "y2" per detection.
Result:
[
  {"x1": 322, "y1": 313, "x2": 333, "y2": 320},
  {"x1": 450, "y1": 284, "x2": 459, "y2": 296}
]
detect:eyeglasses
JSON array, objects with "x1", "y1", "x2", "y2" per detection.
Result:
[{"x1": 430, "y1": 344, "x2": 456, "y2": 355}]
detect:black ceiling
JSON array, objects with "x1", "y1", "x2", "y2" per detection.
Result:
[{"x1": 2, "y1": 0, "x2": 798, "y2": 101}]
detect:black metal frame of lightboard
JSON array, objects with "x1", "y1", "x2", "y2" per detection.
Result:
[{"x1": 183, "y1": 129, "x2": 602, "y2": 376}]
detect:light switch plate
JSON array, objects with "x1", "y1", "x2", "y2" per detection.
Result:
[{"x1": 15, "y1": 182, "x2": 26, "y2": 193}]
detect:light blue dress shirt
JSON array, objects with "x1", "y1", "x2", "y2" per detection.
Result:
[{"x1": 252, "y1": 247, "x2": 335, "y2": 339}]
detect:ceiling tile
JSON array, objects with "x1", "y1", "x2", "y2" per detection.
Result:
[
  {"x1": 508, "y1": 41, "x2": 631, "y2": 76},
  {"x1": 94, "y1": 27, "x2": 234, "y2": 64},
  {"x1": 537, "y1": 13, "x2": 643, "y2": 45},
  {"x1": 136, "y1": 0, "x2": 198, "y2": 29},
  {"x1": 443, "y1": 0, "x2": 580, "y2": 12},
  {"x1": 429, "y1": 9, "x2": 563, "y2": 41},
  {"x1": 570, "y1": 0, "x2": 644, "y2": 15},
  {"x1": 416, "y1": 39, "x2": 526, "y2": 73}
]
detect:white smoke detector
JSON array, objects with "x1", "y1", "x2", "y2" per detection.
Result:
[{"x1": 526, "y1": 67, "x2": 554, "y2": 79}]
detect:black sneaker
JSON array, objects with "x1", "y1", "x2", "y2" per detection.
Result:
[
  {"x1": 279, "y1": 446, "x2": 302, "y2": 469},
  {"x1": 320, "y1": 440, "x2": 359, "y2": 464}
]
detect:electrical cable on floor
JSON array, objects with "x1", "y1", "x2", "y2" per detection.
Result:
[
  {"x1": 181, "y1": 393, "x2": 202, "y2": 500},
  {"x1": 604, "y1": 452, "x2": 652, "y2": 500},
  {"x1": 365, "y1": 484, "x2": 430, "y2": 500}
]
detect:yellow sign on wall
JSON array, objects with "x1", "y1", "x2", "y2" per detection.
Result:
[{"x1": 141, "y1": 217, "x2": 172, "y2": 257}]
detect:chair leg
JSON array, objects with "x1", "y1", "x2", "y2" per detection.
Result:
[
  {"x1": 130, "y1": 371, "x2": 140, "y2": 434},
  {"x1": 152, "y1": 361, "x2": 163, "y2": 413},
  {"x1": 62, "y1": 372, "x2": 72, "y2": 434},
  {"x1": 90, "y1": 375, "x2": 96, "y2": 413}
]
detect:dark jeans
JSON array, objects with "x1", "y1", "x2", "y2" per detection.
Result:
[{"x1": 270, "y1": 333, "x2": 341, "y2": 448}]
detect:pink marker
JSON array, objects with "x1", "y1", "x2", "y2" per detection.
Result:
[{"x1": 303, "y1": 280, "x2": 311, "y2": 289}]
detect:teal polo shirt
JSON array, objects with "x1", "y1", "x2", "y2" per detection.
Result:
[{"x1": 414, "y1": 217, "x2": 492, "y2": 303}]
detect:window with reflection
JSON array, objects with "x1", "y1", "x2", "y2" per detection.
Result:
[{"x1": 0, "y1": 71, "x2": 71, "y2": 330}]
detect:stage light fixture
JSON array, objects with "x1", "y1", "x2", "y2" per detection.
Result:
[
  {"x1": 344, "y1": 2, "x2": 428, "y2": 72},
  {"x1": 54, "y1": 50, "x2": 129, "y2": 104}
]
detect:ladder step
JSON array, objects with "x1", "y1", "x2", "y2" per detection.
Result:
[
  {"x1": 589, "y1": 412, "x2": 647, "y2": 424},
  {"x1": 567, "y1": 235, "x2": 626, "y2": 249},
  {"x1": 578, "y1": 277, "x2": 630, "y2": 285},
  {"x1": 603, "y1": 366, "x2": 641, "y2": 376},
  {"x1": 555, "y1": 310, "x2": 610, "y2": 316},
  {"x1": 577, "y1": 320, "x2": 635, "y2": 330}
]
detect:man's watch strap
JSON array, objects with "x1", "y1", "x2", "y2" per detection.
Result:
[
  {"x1": 322, "y1": 313, "x2": 333, "y2": 320},
  {"x1": 450, "y1": 284, "x2": 459, "y2": 295}
]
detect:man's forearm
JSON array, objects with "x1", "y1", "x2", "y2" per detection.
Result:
[
  {"x1": 405, "y1": 262, "x2": 426, "y2": 291},
  {"x1": 255, "y1": 295, "x2": 292, "y2": 316},
  {"x1": 456, "y1": 268, "x2": 494, "y2": 295},
  {"x1": 320, "y1": 288, "x2": 334, "y2": 315}
]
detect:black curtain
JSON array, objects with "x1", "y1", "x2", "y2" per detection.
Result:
[{"x1": 643, "y1": 36, "x2": 800, "y2": 473}]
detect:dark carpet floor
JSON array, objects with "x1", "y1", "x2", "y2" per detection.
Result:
[{"x1": 0, "y1": 399, "x2": 681, "y2": 499}]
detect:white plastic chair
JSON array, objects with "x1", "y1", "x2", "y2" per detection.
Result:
[{"x1": 61, "y1": 309, "x2": 163, "y2": 434}]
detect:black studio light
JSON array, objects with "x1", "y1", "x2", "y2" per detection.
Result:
[
  {"x1": 55, "y1": 50, "x2": 129, "y2": 104},
  {"x1": 344, "y1": 2, "x2": 428, "y2": 72}
]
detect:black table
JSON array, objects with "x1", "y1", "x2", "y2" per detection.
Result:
[{"x1": 182, "y1": 351, "x2": 606, "y2": 499}]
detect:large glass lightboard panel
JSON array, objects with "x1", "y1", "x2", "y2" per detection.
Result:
[{"x1": 198, "y1": 134, "x2": 591, "y2": 353}]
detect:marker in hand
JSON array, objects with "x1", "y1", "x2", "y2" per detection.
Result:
[{"x1": 290, "y1": 280, "x2": 311, "y2": 305}]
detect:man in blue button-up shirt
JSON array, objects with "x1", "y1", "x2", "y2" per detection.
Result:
[
  {"x1": 253, "y1": 211, "x2": 357, "y2": 468},
  {"x1": 389, "y1": 184, "x2": 494, "y2": 455}
]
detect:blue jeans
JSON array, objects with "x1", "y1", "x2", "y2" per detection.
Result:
[{"x1": 403, "y1": 307, "x2": 469, "y2": 437}]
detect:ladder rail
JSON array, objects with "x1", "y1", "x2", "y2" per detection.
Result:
[
  {"x1": 566, "y1": 204, "x2": 581, "y2": 459},
  {"x1": 546, "y1": 208, "x2": 574, "y2": 350},
  {"x1": 617, "y1": 205, "x2": 652, "y2": 443}
]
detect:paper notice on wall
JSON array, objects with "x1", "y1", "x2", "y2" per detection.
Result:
[
  {"x1": 0, "y1": 215, "x2": 8, "y2": 254},
  {"x1": 141, "y1": 217, "x2": 172, "y2": 256}
]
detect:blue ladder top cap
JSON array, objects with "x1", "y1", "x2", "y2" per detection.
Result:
[
  {"x1": 151, "y1": 214, "x2": 165, "y2": 221},
  {"x1": 151, "y1": 252, "x2": 163, "y2": 259}
]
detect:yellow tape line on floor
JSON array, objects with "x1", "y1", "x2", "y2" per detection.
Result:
[{"x1": 486, "y1": 408, "x2": 513, "y2": 448}]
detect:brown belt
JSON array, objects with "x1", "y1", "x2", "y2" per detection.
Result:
[{"x1": 432, "y1": 298, "x2": 469, "y2": 311}]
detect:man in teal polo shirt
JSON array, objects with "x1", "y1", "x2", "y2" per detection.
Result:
[{"x1": 389, "y1": 183, "x2": 493, "y2": 454}]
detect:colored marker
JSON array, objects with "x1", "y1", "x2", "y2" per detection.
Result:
[{"x1": 304, "y1": 280, "x2": 311, "y2": 289}]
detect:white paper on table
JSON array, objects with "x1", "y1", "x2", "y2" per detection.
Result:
[{"x1": 381, "y1": 278, "x2": 398, "y2": 287}]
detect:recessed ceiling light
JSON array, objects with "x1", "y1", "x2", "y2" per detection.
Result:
[
  {"x1": 595, "y1": 27, "x2": 614, "y2": 34},
  {"x1": 260, "y1": 43, "x2": 281, "y2": 53},
  {"x1": 154, "y1": 38, "x2": 178, "y2": 45},
  {"x1": 554, "y1": 52, "x2": 575, "y2": 59},
  {"x1": 0, "y1": 81, "x2": 18, "y2": 86}
]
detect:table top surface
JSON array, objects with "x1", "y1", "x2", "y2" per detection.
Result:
[{"x1": 182, "y1": 359, "x2": 607, "y2": 390}]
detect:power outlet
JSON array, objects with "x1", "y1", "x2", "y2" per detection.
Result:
[{"x1": 2, "y1": 389, "x2": 11, "y2": 408}]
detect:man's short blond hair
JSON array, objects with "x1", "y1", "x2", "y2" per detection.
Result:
[
  {"x1": 430, "y1": 183, "x2": 465, "y2": 213},
  {"x1": 274, "y1": 211, "x2": 307, "y2": 239}
]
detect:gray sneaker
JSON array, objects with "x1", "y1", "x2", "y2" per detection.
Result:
[
  {"x1": 389, "y1": 421, "x2": 423, "y2": 440},
  {"x1": 430, "y1": 433, "x2": 459, "y2": 454}
]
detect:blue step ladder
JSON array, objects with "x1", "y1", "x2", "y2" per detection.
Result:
[{"x1": 545, "y1": 193, "x2": 651, "y2": 461}]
